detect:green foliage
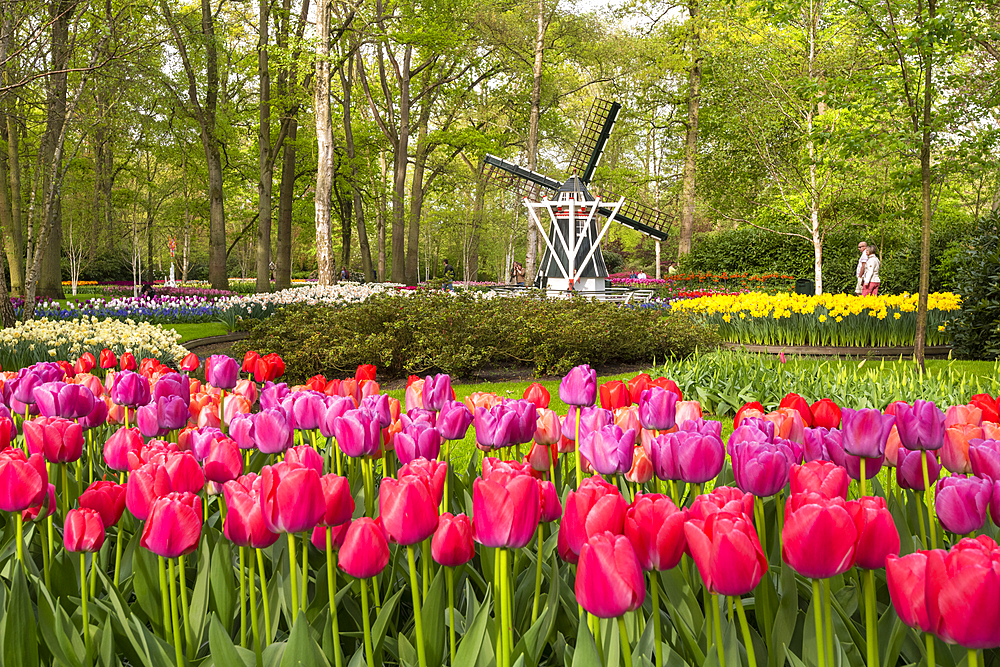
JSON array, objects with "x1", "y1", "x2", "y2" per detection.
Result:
[
  {"x1": 681, "y1": 219, "x2": 972, "y2": 294},
  {"x1": 233, "y1": 292, "x2": 716, "y2": 381},
  {"x1": 948, "y1": 211, "x2": 1000, "y2": 360}
]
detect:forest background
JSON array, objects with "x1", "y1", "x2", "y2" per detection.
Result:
[{"x1": 0, "y1": 0, "x2": 998, "y2": 299}]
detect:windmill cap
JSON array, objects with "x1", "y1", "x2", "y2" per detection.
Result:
[{"x1": 558, "y1": 176, "x2": 594, "y2": 200}]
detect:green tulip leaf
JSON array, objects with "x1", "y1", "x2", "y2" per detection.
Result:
[
  {"x1": 398, "y1": 632, "x2": 417, "y2": 667},
  {"x1": 4, "y1": 568, "x2": 40, "y2": 667},
  {"x1": 373, "y1": 588, "x2": 405, "y2": 663},
  {"x1": 189, "y1": 541, "x2": 213, "y2": 651},
  {"x1": 571, "y1": 615, "x2": 601, "y2": 667},
  {"x1": 421, "y1": 567, "x2": 447, "y2": 667},
  {"x1": 98, "y1": 616, "x2": 120, "y2": 667},
  {"x1": 211, "y1": 540, "x2": 237, "y2": 631},
  {"x1": 209, "y1": 614, "x2": 254, "y2": 667},
  {"x1": 280, "y1": 615, "x2": 330, "y2": 667},
  {"x1": 131, "y1": 538, "x2": 164, "y2": 628},
  {"x1": 453, "y1": 590, "x2": 494, "y2": 667},
  {"x1": 34, "y1": 580, "x2": 82, "y2": 667}
]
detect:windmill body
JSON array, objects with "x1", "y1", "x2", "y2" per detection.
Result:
[{"x1": 484, "y1": 99, "x2": 672, "y2": 293}]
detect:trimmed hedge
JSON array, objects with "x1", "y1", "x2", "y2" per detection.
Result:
[
  {"x1": 948, "y1": 211, "x2": 1000, "y2": 360},
  {"x1": 233, "y1": 291, "x2": 716, "y2": 381}
]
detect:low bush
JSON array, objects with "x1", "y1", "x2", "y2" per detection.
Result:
[
  {"x1": 233, "y1": 291, "x2": 716, "y2": 381},
  {"x1": 948, "y1": 210, "x2": 1000, "y2": 359}
]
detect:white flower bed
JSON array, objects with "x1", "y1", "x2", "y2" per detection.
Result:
[
  {"x1": 0, "y1": 317, "x2": 188, "y2": 369},
  {"x1": 215, "y1": 283, "x2": 406, "y2": 309}
]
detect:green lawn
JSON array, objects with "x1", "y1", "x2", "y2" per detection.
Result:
[{"x1": 161, "y1": 322, "x2": 230, "y2": 343}]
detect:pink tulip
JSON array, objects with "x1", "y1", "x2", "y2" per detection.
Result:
[
  {"x1": 140, "y1": 492, "x2": 203, "y2": 558},
  {"x1": 333, "y1": 409, "x2": 380, "y2": 458},
  {"x1": 854, "y1": 496, "x2": 900, "y2": 569},
  {"x1": 559, "y1": 364, "x2": 596, "y2": 407},
  {"x1": 379, "y1": 475, "x2": 440, "y2": 546},
  {"x1": 625, "y1": 493, "x2": 687, "y2": 571},
  {"x1": 651, "y1": 430, "x2": 725, "y2": 484},
  {"x1": 223, "y1": 476, "x2": 280, "y2": 548},
  {"x1": 576, "y1": 532, "x2": 646, "y2": 618},
  {"x1": 339, "y1": 519, "x2": 390, "y2": 579},
  {"x1": 558, "y1": 476, "x2": 626, "y2": 564},
  {"x1": 203, "y1": 438, "x2": 243, "y2": 483},
  {"x1": 259, "y1": 462, "x2": 326, "y2": 534},
  {"x1": 23, "y1": 416, "x2": 84, "y2": 463},
  {"x1": 935, "y1": 474, "x2": 991, "y2": 535},
  {"x1": 0, "y1": 449, "x2": 48, "y2": 512},
  {"x1": 79, "y1": 480, "x2": 127, "y2": 528},
  {"x1": 473, "y1": 471, "x2": 541, "y2": 549},
  {"x1": 431, "y1": 513, "x2": 475, "y2": 567},
  {"x1": 638, "y1": 387, "x2": 677, "y2": 431},
  {"x1": 64, "y1": 508, "x2": 106, "y2": 553},
  {"x1": 684, "y1": 510, "x2": 767, "y2": 595}
]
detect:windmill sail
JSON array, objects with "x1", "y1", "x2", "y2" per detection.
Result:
[{"x1": 567, "y1": 99, "x2": 621, "y2": 183}]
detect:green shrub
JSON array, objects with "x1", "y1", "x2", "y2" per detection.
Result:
[
  {"x1": 233, "y1": 292, "x2": 716, "y2": 381},
  {"x1": 948, "y1": 211, "x2": 1000, "y2": 360}
]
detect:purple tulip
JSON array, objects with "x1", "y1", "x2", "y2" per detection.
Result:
[
  {"x1": 895, "y1": 400, "x2": 946, "y2": 451},
  {"x1": 206, "y1": 355, "x2": 240, "y2": 390},
  {"x1": 803, "y1": 427, "x2": 833, "y2": 462},
  {"x1": 579, "y1": 424, "x2": 635, "y2": 475},
  {"x1": 319, "y1": 396, "x2": 355, "y2": 438},
  {"x1": 841, "y1": 408, "x2": 895, "y2": 459},
  {"x1": 436, "y1": 400, "x2": 473, "y2": 441},
  {"x1": 153, "y1": 373, "x2": 191, "y2": 406},
  {"x1": 562, "y1": 405, "x2": 613, "y2": 441},
  {"x1": 969, "y1": 439, "x2": 1000, "y2": 481},
  {"x1": 503, "y1": 399, "x2": 537, "y2": 444},
  {"x1": 731, "y1": 440, "x2": 794, "y2": 497},
  {"x1": 558, "y1": 364, "x2": 597, "y2": 407},
  {"x1": 677, "y1": 419, "x2": 723, "y2": 440},
  {"x1": 360, "y1": 394, "x2": 392, "y2": 428},
  {"x1": 229, "y1": 413, "x2": 256, "y2": 449},
  {"x1": 110, "y1": 371, "x2": 151, "y2": 408},
  {"x1": 395, "y1": 421, "x2": 443, "y2": 465},
  {"x1": 474, "y1": 404, "x2": 517, "y2": 451},
  {"x1": 79, "y1": 399, "x2": 108, "y2": 430},
  {"x1": 254, "y1": 408, "x2": 294, "y2": 454},
  {"x1": 740, "y1": 417, "x2": 776, "y2": 442},
  {"x1": 422, "y1": 374, "x2": 452, "y2": 412},
  {"x1": 896, "y1": 447, "x2": 941, "y2": 491},
  {"x1": 638, "y1": 387, "x2": 677, "y2": 431},
  {"x1": 405, "y1": 409, "x2": 437, "y2": 427},
  {"x1": 935, "y1": 474, "x2": 991, "y2": 534},
  {"x1": 34, "y1": 381, "x2": 96, "y2": 420},
  {"x1": 989, "y1": 480, "x2": 1000, "y2": 527},
  {"x1": 333, "y1": 409, "x2": 381, "y2": 458},
  {"x1": 188, "y1": 427, "x2": 225, "y2": 461},
  {"x1": 136, "y1": 404, "x2": 166, "y2": 438},
  {"x1": 260, "y1": 382, "x2": 290, "y2": 410},
  {"x1": 158, "y1": 395, "x2": 190, "y2": 431},
  {"x1": 11, "y1": 371, "x2": 43, "y2": 406},
  {"x1": 650, "y1": 430, "x2": 725, "y2": 484},
  {"x1": 284, "y1": 391, "x2": 326, "y2": 431},
  {"x1": 822, "y1": 428, "x2": 882, "y2": 481}
]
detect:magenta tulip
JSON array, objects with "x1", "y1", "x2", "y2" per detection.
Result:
[
  {"x1": 432, "y1": 512, "x2": 475, "y2": 567},
  {"x1": 970, "y1": 439, "x2": 1000, "y2": 481},
  {"x1": 579, "y1": 424, "x2": 635, "y2": 475},
  {"x1": 895, "y1": 399, "x2": 946, "y2": 451},
  {"x1": 731, "y1": 440, "x2": 794, "y2": 497},
  {"x1": 576, "y1": 532, "x2": 646, "y2": 618},
  {"x1": 472, "y1": 471, "x2": 541, "y2": 549},
  {"x1": 333, "y1": 409, "x2": 380, "y2": 457},
  {"x1": 206, "y1": 355, "x2": 240, "y2": 390},
  {"x1": 436, "y1": 400, "x2": 473, "y2": 441},
  {"x1": 625, "y1": 493, "x2": 687, "y2": 571},
  {"x1": 638, "y1": 387, "x2": 678, "y2": 431},
  {"x1": 650, "y1": 430, "x2": 725, "y2": 484},
  {"x1": 63, "y1": 508, "x2": 106, "y2": 553},
  {"x1": 395, "y1": 421, "x2": 443, "y2": 465},
  {"x1": 109, "y1": 371, "x2": 151, "y2": 408},
  {"x1": 140, "y1": 492, "x2": 203, "y2": 558},
  {"x1": 896, "y1": 447, "x2": 941, "y2": 491},
  {"x1": 339, "y1": 519, "x2": 390, "y2": 579},
  {"x1": 474, "y1": 404, "x2": 517, "y2": 451},
  {"x1": 840, "y1": 408, "x2": 895, "y2": 459},
  {"x1": 34, "y1": 381, "x2": 95, "y2": 419},
  {"x1": 259, "y1": 462, "x2": 326, "y2": 534},
  {"x1": 253, "y1": 408, "x2": 294, "y2": 454},
  {"x1": 422, "y1": 374, "x2": 453, "y2": 412},
  {"x1": 559, "y1": 364, "x2": 596, "y2": 407},
  {"x1": 935, "y1": 474, "x2": 991, "y2": 535}
]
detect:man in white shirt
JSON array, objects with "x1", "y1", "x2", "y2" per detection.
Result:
[{"x1": 855, "y1": 242, "x2": 868, "y2": 294}]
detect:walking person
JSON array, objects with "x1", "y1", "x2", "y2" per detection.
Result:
[
  {"x1": 862, "y1": 246, "x2": 881, "y2": 296},
  {"x1": 855, "y1": 241, "x2": 869, "y2": 294},
  {"x1": 442, "y1": 258, "x2": 456, "y2": 291}
]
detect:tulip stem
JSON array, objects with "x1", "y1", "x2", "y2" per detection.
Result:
[
  {"x1": 920, "y1": 451, "x2": 937, "y2": 549},
  {"x1": 649, "y1": 572, "x2": 662, "y2": 667},
  {"x1": 15, "y1": 513, "x2": 23, "y2": 570},
  {"x1": 325, "y1": 530, "x2": 342, "y2": 667},
  {"x1": 618, "y1": 616, "x2": 633, "y2": 667},
  {"x1": 442, "y1": 439, "x2": 450, "y2": 514},
  {"x1": 87, "y1": 430, "x2": 94, "y2": 484},
  {"x1": 754, "y1": 496, "x2": 768, "y2": 558},
  {"x1": 503, "y1": 548, "x2": 514, "y2": 659},
  {"x1": 924, "y1": 634, "x2": 934, "y2": 667},
  {"x1": 287, "y1": 533, "x2": 299, "y2": 624},
  {"x1": 301, "y1": 533, "x2": 309, "y2": 613},
  {"x1": 531, "y1": 527, "x2": 544, "y2": 625},
  {"x1": 255, "y1": 548, "x2": 272, "y2": 644},
  {"x1": 159, "y1": 556, "x2": 173, "y2": 642},
  {"x1": 61, "y1": 463, "x2": 69, "y2": 522},
  {"x1": 168, "y1": 558, "x2": 184, "y2": 667},
  {"x1": 703, "y1": 584, "x2": 712, "y2": 655},
  {"x1": 713, "y1": 594, "x2": 725, "y2": 666},
  {"x1": 915, "y1": 490, "x2": 928, "y2": 547},
  {"x1": 249, "y1": 544, "x2": 263, "y2": 667},
  {"x1": 734, "y1": 596, "x2": 757, "y2": 667},
  {"x1": 80, "y1": 553, "x2": 90, "y2": 651},
  {"x1": 860, "y1": 457, "x2": 867, "y2": 498},
  {"x1": 968, "y1": 649, "x2": 977, "y2": 667},
  {"x1": 40, "y1": 516, "x2": 51, "y2": 588},
  {"x1": 179, "y1": 554, "x2": 193, "y2": 660},
  {"x1": 406, "y1": 545, "x2": 428, "y2": 667},
  {"x1": 359, "y1": 578, "x2": 375, "y2": 667},
  {"x1": 864, "y1": 569, "x2": 877, "y2": 667},
  {"x1": 239, "y1": 547, "x2": 247, "y2": 648},
  {"x1": 447, "y1": 567, "x2": 456, "y2": 666},
  {"x1": 812, "y1": 580, "x2": 825, "y2": 667},
  {"x1": 219, "y1": 389, "x2": 227, "y2": 434},
  {"x1": 823, "y1": 579, "x2": 834, "y2": 667},
  {"x1": 575, "y1": 409, "x2": 582, "y2": 488}
]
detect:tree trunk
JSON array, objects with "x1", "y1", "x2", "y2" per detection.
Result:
[
  {"x1": 406, "y1": 87, "x2": 432, "y2": 285},
  {"x1": 0, "y1": 12, "x2": 25, "y2": 296},
  {"x1": 201, "y1": 0, "x2": 228, "y2": 290},
  {"x1": 341, "y1": 54, "x2": 374, "y2": 281},
  {"x1": 276, "y1": 118, "x2": 296, "y2": 289},
  {"x1": 314, "y1": 0, "x2": 334, "y2": 285},
  {"x1": 389, "y1": 46, "x2": 412, "y2": 284},
  {"x1": 5, "y1": 116, "x2": 24, "y2": 294},
  {"x1": 913, "y1": 0, "x2": 936, "y2": 372},
  {"x1": 255, "y1": 0, "x2": 273, "y2": 293},
  {"x1": 524, "y1": 0, "x2": 548, "y2": 285},
  {"x1": 677, "y1": 0, "x2": 701, "y2": 257}
]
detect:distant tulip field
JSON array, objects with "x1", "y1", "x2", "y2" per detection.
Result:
[{"x1": 3, "y1": 350, "x2": 1000, "y2": 667}]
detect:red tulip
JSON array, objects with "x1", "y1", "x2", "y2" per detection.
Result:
[
  {"x1": 522, "y1": 382, "x2": 550, "y2": 409},
  {"x1": 318, "y1": 474, "x2": 354, "y2": 527},
  {"x1": 925, "y1": 537, "x2": 1000, "y2": 649},
  {"x1": 241, "y1": 351, "x2": 261, "y2": 374},
  {"x1": 576, "y1": 532, "x2": 646, "y2": 618},
  {"x1": 557, "y1": 476, "x2": 626, "y2": 564},
  {"x1": 599, "y1": 380, "x2": 631, "y2": 410},
  {"x1": 260, "y1": 462, "x2": 326, "y2": 534},
  {"x1": 432, "y1": 512, "x2": 475, "y2": 567},
  {"x1": 970, "y1": 394, "x2": 1000, "y2": 424},
  {"x1": 355, "y1": 363, "x2": 376, "y2": 384},
  {"x1": 203, "y1": 438, "x2": 243, "y2": 483},
  {"x1": 120, "y1": 352, "x2": 137, "y2": 371},
  {"x1": 684, "y1": 510, "x2": 767, "y2": 595},
  {"x1": 650, "y1": 377, "x2": 683, "y2": 400},
  {"x1": 23, "y1": 416, "x2": 84, "y2": 463},
  {"x1": 886, "y1": 552, "x2": 932, "y2": 632},
  {"x1": 180, "y1": 353, "x2": 200, "y2": 372},
  {"x1": 778, "y1": 392, "x2": 813, "y2": 427},
  {"x1": 627, "y1": 373, "x2": 651, "y2": 404},
  {"x1": 0, "y1": 414, "x2": 13, "y2": 450},
  {"x1": 734, "y1": 401, "x2": 765, "y2": 428},
  {"x1": 790, "y1": 461, "x2": 849, "y2": 499},
  {"x1": 73, "y1": 352, "x2": 96, "y2": 375},
  {"x1": 99, "y1": 349, "x2": 117, "y2": 370},
  {"x1": 339, "y1": 518, "x2": 390, "y2": 579},
  {"x1": 64, "y1": 508, "x2": 106, "y2": 553},
  {"x1": 624, "y1": 493, "x2": 687, "y2": 571},
  {"x1": 854, "y1": 496, "x2": 900, "y2": 569},
  {"x1": 809, "y1": 398, "x2": 841, "y2": 429},
  {"x1": 79, "y1": 480, "x2": 127, "y2": 528},
  {"x1": 0, "y1": 449, "x2": 48, "y2": 511},
  {"x1": 472, "y1": 471, "x2": 540, "y2": 549},
  {"x1": 781, "y1": 493, "x2": 860, "y2": 579},
  {"x1": 223, "y1": 476, "x2": 280, "y2": 548},
  {"x1": 140, "y1": 492, "x2": 203, "y2": 558},
  {"x1": 22, "y1": 483, "x2": 55, "y2": 522}
]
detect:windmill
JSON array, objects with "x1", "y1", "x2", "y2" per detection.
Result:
[{"x1": 484, "y1": 99, "x2": 671, "y2": 291}]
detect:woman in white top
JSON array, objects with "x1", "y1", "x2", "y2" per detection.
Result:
[{"x1": 862, "y1": 246, "x2": 881, "y2": 296}]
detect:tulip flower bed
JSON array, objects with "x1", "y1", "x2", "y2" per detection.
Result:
[
  {"x1": 19, "y1": 295, "x2": 240, "y2": 324},
  {"x1": 610, "y1": 271, "x2": 796, "y2": 294},
  {"x1": 0, "y1": 318, "x2": 188, "y2": 369},
  {"x1": 672, "y1": 291, "x2": 962, "y2": 347},
  {"x1": 7, "y1": 347, "x2": 1000, "y2": 667}
]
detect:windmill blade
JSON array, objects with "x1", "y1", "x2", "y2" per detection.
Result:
[
  {"x1": 567, "y1": 99, "x2": 622, "y2": 184},
  {"x1": 484, "y1": 154, "x2": 560, "y2": 200},
  {"x1": 591, "y1": 185, "x2": 672, "y2": 241}
]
